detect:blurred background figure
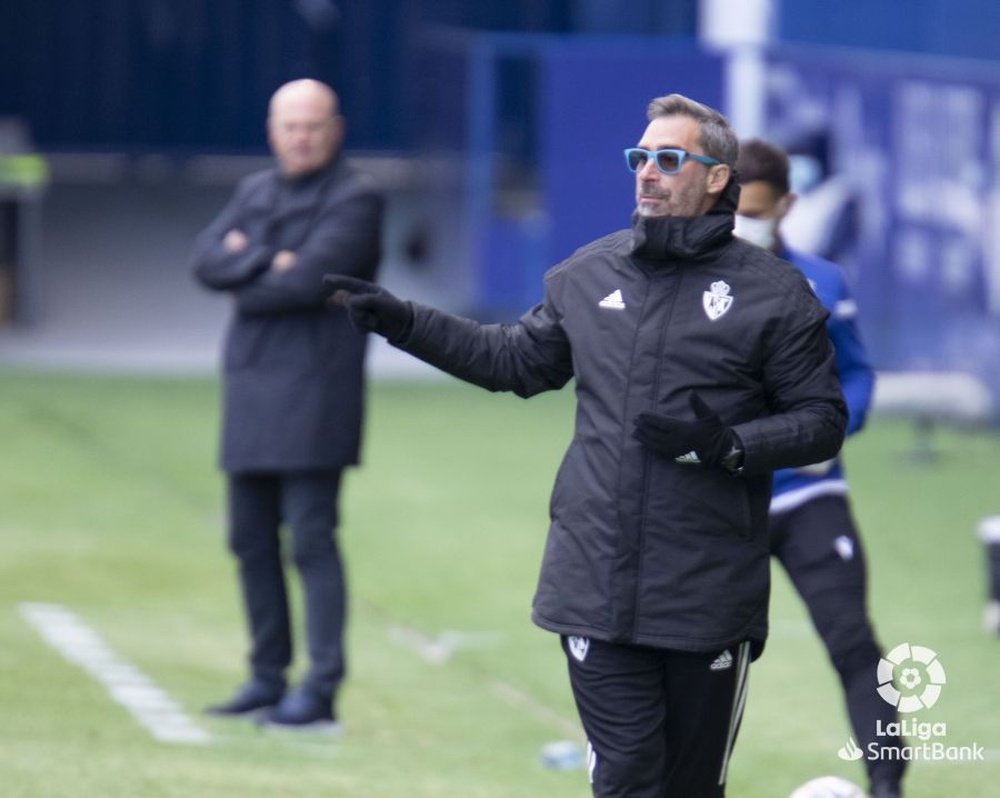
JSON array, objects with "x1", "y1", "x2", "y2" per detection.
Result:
[
  {"x1": 779, "y1": 128, "x2": 861, "y2": 269},
  {"x1": 0, "y1": 116, "x2": 47, "y2": 326},
  {"x1": 191, "y1": 79, "x2": 383, "y2": 731},
  {"x1": 978, "y1": 516, "x2": 1000, "y2": 635},
  {"x1": 734, "y1": 138, "x2": 904, "y2": 798}
]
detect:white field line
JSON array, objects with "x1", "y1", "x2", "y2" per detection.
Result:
[
  {"x1": 387, "y1": 623, "x2": 582, "y2": 739},
  {"x1": 386, "y1": 625, "x2": 504, "y2": 664},
  {"x1": 19, "y1": 602, "x2": 211, "y2": 745},
  {"x1": 487, "y1": 679, "x2": 583, "y2": 740}
]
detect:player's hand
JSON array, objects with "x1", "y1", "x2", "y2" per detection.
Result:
[
  {"x1": 632, "y1": 392, "x2": 740, "y2": 470},
  {"x1": 324, "y1": 275, "x2": 413, "y2": 342}
]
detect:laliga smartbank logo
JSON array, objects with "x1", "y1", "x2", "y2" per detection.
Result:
[
  {"x1": 836, "y1": 642, "x2": 985, "y2": 763},
  {"x1": 876, "y1": 642, "x2": 946, "y2": 712}
]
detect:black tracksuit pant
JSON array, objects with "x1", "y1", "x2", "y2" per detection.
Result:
[
  {"x1": 562, "y1": 635, "x2": 752, "y2": 797},
  {"x1": 226, "y1": 469, "x2": 345, "y2": 700},
  {"x1": 770, "y1": 493, "x2": 906, "y2": 789}
]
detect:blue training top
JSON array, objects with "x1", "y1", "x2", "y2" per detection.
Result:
[{"x1": 770, "y1": 245, "x2": 875, "y2": 514}]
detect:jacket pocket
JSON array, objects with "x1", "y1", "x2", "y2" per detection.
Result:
[{"x1": 651, "y1": 463, "x2": 754, "y2": 540}]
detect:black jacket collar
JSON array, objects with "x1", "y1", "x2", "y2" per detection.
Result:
[
  {"x1": 630, "y1": 177, "x2": 740, "y2": 263},
  {"x1": 246, "y1": 155, "x2": 344, "y2": 216}
]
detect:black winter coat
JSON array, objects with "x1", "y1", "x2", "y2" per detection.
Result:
[
  {"x1": 192, "y1": 158, "x2": 383, "y2": 472},
  {"x1": 396, "y1": 180, "x2": 846, "y2": 655}
]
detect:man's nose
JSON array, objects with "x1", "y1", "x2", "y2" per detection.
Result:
[{"x1": 638, "y1": 157, "x2": 660, "y2": 179}]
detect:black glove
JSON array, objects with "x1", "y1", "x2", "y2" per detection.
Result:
[
  {"x1": 323, "y1": 275, "x2": 413, "y2": 342},
  {"x1": 632, "y1": 392, "x2": 742, "y2": 470}
]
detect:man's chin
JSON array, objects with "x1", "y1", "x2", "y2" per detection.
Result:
[{"x1": 282, "y1": 161, "x2": 322, "y2": 178}]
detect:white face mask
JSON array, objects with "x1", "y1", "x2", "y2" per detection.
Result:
[{"x1": 733, "y1": 214, "x2": 779, "y2": 251}]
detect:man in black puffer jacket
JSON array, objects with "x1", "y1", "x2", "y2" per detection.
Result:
[{"x1": 327, "y1": 94, "x2": 846, "y2": 797}]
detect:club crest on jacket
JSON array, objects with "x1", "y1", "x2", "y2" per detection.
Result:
[{"x1": 703, "y1": 280, "x2": 734, "y2": 321}]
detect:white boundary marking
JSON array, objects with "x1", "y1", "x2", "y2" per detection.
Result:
[
  {"x1": 488, "y1": 679, "x2": 582, "y2": 739},
  {"x1": 19, "y1": 602, "x2": 211, "y2": 745},
  {"x1": 386, "y1": 622, "x2": 582, "y2": 738},
  {"x1": 387, "y1": 625, "x2": 504, "y2": 664}
]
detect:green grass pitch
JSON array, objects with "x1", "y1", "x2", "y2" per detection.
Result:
[{"x1": 0, "y1": 369, "x2": 997, "y2": 797}]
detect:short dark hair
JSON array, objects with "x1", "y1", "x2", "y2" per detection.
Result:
[
  {"x1": 646, "y1": 94, "x2": 738, "y2": 167},
  {"x1": 734, "y1": 138, "x2": 790, "y2": 195}
]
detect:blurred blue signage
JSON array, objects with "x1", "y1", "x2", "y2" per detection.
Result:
[{"x1": 762, "y1": 47, "x2": 1000, "y2": 407}]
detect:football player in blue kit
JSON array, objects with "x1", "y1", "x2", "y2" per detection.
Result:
[{"x1": 734, "y1": 138, "x2": 906, "y2": 798}]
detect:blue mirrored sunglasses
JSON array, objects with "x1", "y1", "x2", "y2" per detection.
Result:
[{"x1": 624, "y1": 147, "x2": 721, "y2": 175}]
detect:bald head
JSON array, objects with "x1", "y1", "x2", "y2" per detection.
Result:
[
  {"x1": 267, "y1": 79, "x2": 343, "y2": 177},
  {"x1": 269, "y1": 79, "x2": 338, "y2": 117}
]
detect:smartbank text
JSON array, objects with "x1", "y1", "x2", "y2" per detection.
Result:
[{"x1": 871, "y1": 721, "x2": 984, "y2": 761}]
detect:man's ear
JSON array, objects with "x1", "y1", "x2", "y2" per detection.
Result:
[
  {"x1": 331, "y1": 114, "x2": 346, "y2": 149},
  {"x1": 777, "y1": 192, "x2": 797, "y2": 219},
  {"x1": 706, "y1": 164, "x2": 731, "y2": 196}
]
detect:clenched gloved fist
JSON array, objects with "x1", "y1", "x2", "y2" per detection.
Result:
[
  {"x1": 632, "y1": 392, "x2": 743, "y2": 471},
  {"x1": 324, "y1": 275, "x2": 414, "y2": 343}
]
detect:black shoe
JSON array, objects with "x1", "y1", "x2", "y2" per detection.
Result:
[
  {"x1": 870, "y1": 780, "x2": 902, "y2": 798},
  {"x1": 204, "y1": 681, "x2": 284, "y2": 717},
  {"x1": 258, "y1": 687, "x2": 340, "y2": 733}
]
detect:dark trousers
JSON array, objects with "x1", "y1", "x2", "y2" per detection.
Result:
[
  {"x1": 770, "y1": 493, "x2": 905, "y2": 787},
  {"x1": 562, "y1": 636, "x2": 751, "y2": 797},
  {"x1": 226, "y1": 469, "x2": 345, "y2": 699},
  {"x1": 987, "y1": 542, "x2": 1000, "y2": 601}
]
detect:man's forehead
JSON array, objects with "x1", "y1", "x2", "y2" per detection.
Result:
[
  {"x1": 270, "y1": 83, "x2": 337, "y2": 118},
  {"x1": 271, "y1": 100, "x2": 332, "y2": 120}
]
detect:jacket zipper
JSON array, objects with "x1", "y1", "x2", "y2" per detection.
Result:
[{"x1": 631, "y1": 265, "x2": 683, "y2": 639}]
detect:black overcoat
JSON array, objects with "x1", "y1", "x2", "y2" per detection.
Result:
[{"x1": 192, "y1": 158, "x2": 383, "y2": 472}]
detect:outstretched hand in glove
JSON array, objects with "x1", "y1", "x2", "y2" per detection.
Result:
[
  {"x1": 324, "y1": 275, "x2": 413, "y2": 342},
  {"x1": 632, "y1": 392, "x2": 742, "y2": 471}
]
